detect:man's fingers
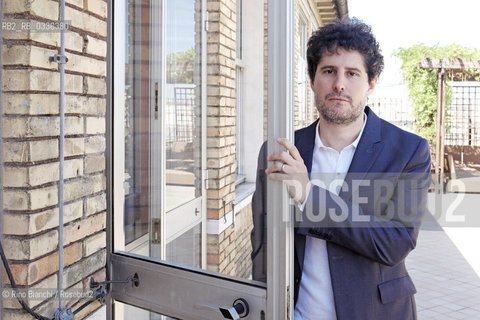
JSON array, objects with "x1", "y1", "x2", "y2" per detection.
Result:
[
  {"x1": 277, "y1": 138, "x2": 303, "y2": 162},
  {"x1": 267, "y1": 150, "x2": 291, "y2": 164},
  {"x1": 267, "y1": 138, "x2": 300, "y2": 163},
  {"x1": 265, "y1": 161, "x2": 285, "y2": 174}
]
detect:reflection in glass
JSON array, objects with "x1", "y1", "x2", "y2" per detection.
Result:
[
  {"x1": 166, "y1": 224, "x2": 201, "y2": 268},
  {"x1": 116, "y1": 0, "x2": 261, "y2": 283},
  {"x1": 165, "y1": 0, "x2": 202, "y2": 212},
  {"x1": 121, "y1": 0, "x2": 202, "y2": 268},
  {"x1": 123, "y1": 0, "x2": 152, "y2": 246}
]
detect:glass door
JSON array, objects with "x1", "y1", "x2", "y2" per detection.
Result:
[
  {"x1": 109, "y1": 0, "x2": 294, "y2": 318},
  {"x1": 118, "y1": 0, "x2": 203, "y2": 266},
  {"x1": 148, "y1": 0, "x2": 204, "y2": 267}
]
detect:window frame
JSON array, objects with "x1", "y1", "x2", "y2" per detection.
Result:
[{"x1": 235, "y1": 0, "x2": 246, "y2": 184}]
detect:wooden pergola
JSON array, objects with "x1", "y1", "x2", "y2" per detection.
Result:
[{"x1": 421, "y1": 58, "x2": 480, "y2": 193}]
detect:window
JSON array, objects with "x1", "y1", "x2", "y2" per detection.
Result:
[
  {"x1": 236, "y1": 0, "x2": 246, "y2": 183},
  {"x1": 297, "y1": 11, "x2": 308, "y2": 128},
  {"x1": 234, "y1": 0, "x2": 264, "y2": 187}
]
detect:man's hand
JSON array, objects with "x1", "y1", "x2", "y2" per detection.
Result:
[{"x1": 265, "y1": 138, "x2": 310, "y2": 203}]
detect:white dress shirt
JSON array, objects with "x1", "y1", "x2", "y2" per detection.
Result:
[{"x1": 294, "y1": 114, "x2": 367, "y2": 320}]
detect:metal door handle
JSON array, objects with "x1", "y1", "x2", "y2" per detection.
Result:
[
  {"x1": 220, "y1": 298, "x2": 249, "y2": 319},
  {"x1": 195, "y1": 298, "x2": 249, "y2": 319}
]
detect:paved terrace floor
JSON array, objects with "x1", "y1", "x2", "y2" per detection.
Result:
[{"x1": 407, "y1": 193, "x2": 480, "y2": 320}]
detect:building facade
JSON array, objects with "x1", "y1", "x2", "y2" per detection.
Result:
[{"x1": 1, "y1": 0, "x2": 346, "y2": 318}]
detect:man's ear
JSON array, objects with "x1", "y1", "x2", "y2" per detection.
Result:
[{"x1": 367, "y1": 76, "x2": 378, "y2": 96}]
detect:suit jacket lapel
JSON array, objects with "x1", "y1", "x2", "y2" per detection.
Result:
[
  {"x1": 344, "y1": 107, "x2": 384, "y2": 198},
  {"x1": 295, "y1": 119, "x2": 318, "y2": 173}
]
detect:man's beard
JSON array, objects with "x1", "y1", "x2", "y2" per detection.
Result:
[{"x1": 316, "y1": 92, "x2": 365, "y2": 125}]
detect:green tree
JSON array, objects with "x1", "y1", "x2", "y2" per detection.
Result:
[
  {"x1": 394, "y1": 44, "x2": 480, "y2": 141},
  {"x1": 167, "y1": 47, "x2": 195, "y2": 83}
]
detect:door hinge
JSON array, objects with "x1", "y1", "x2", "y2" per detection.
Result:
[
  {"x1": 204, "y1": 169, "x2": 210, "y2": 190},
  {"x1": 152, "y1": 218, "x2": 161, "y2": 244},
  {"x1": 204, "y1": 11, "x2": 209, "y2": 32}
]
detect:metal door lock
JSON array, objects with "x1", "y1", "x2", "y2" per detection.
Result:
[{"x1": 219, "y1": 298, "x2": 249, "y2": 320}]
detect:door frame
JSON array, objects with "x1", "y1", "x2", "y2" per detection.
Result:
[
  {"x1": 266, "y1": 0, "x2": 295, "y2": 317},
  {"x1": 106, "y1": 0, "x2": 294, "y2": 318},
  {"x1": 148, "y1": 0, "x2": 206, "y2": 265}
]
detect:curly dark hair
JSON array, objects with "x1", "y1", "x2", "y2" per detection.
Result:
[{"x1": 307, "y1": 18, "x2": 384, "y2": 83}]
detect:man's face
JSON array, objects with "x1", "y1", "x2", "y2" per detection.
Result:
[{"x1": 311, "y1": 48, "x2": 377, "y2": 125}]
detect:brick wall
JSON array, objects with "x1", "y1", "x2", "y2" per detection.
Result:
[
  {"x1": 233, "y1": 204, "x2": 253, "y2": 278},
  {"x1": 205, "y1": 0, "x2": 257, "y2": 278},
  {"x1": 2, "y1": 0, "x2": 107, "y2": 318},
  {"x1": 206, "y1": 0, "x2": 238, "y2": 275}
]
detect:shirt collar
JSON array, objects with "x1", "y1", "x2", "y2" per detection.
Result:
[{"x1": 315, "y1": 112, "x2": 368, "y2": 151}]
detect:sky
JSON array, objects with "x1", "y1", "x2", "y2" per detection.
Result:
[
  {"x1": 348, "y1": 0, "x2": 480, "y2": 86},
  {"x1": 166, "y1": 0, "x2": 195, "y2": 54}
]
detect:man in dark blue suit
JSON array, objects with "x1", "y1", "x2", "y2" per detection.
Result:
[{"x1": 251, "y1": 19, "x2": 431, "y2": 319}]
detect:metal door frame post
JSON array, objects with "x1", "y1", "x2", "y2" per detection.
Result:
[{"x1": 267, "y1": 0, "x2": 295, "y2": 318}]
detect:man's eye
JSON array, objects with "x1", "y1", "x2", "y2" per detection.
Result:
[
  {"x1": 324, "y1": 69, "x2": 334, "y2": 74},
  {"x1": 348, "y1": 72, "x2": 358, "y2": 77}
]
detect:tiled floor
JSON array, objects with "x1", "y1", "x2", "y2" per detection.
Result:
[{"x1": 407, "y1": 211, "x2": 480, "y2": 320}]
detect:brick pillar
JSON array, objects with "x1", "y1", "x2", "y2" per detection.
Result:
[
  {"x1": 205, "y1": 0, "x2": 238, "y2": 276},
  {"x1": 2, "y1": 0, "x2": 107, "y2": 318}
]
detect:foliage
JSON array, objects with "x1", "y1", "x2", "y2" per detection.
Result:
[
  {"x1": 167, "y1": 47, "x2": 195, "y2": 83},
  {"x1": 167, "y1": 47, "x2": 195, "y2": 64},
  {"x1": 394, "y1": 44, "x2": 480, "y2": 142}
]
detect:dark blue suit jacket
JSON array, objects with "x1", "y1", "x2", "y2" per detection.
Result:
[{"x1": 251, "y1": 107, "x2": 431, "y2": 320}]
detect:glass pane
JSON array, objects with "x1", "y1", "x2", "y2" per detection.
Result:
[
  {"x1": 119, "y1": 0, "x2": 202, "y2": 266},
  {"x1": 165, "y1": 0, "x2": 202, "y2": 213},
  {"x1": 166, "y1": 224, "x2": 201, "y2": 267},
  {"x1": 118, "y1": 301, "x2": 178, "y2": 320},
  {"x1": 114, "y1": 0, "x2": 268, "y2": 283},
  {"x1": 123, "y1": 0, "x2": 153, "y2": 247}
]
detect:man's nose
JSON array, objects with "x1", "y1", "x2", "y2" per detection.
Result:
[{"x1": 333, "y1": 74, "x2": 346, "y2": 92}]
